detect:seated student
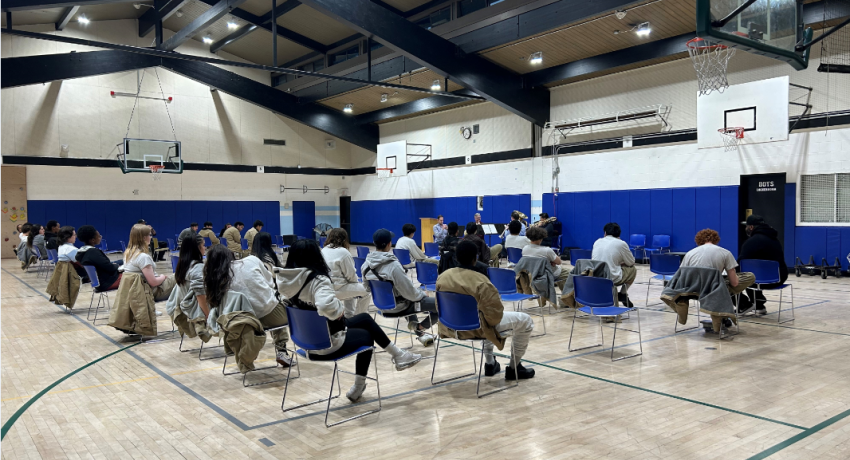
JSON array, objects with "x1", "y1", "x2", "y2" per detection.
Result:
[
  {"x1": 437, "y1": 241, "x2": 535, "y2": 379},
  {"x1": 500, "y1": 211, "x2": 527, "y2": 239},
  {"x1": 222, "y1": 221, "x2": 245, "y2": 256},
  {"x1": 28, "y1": 224, "x2": 48, "y2": 260},
  {"x1": 534, "y1": 213, "x2": 558, "y2": 247},
  {"x1": 54, "y1": 226, "x2": 88, "y2": 281},
  {"x1": 395, "y1": 223, "x2": 439, "y2": 266},
  {"x1": 245, "y1": 220, "x2": 263, "y2": 250},
  {"x1": 463, "y1": 222, "x2": 500, "y2": 267},
  {"x1": 198, "y1": 221, "x2": 220, "y2": 246},
  {"x1": 75, "y1": 225, "x2": 123, "y2": 291},
  {"x1": 16, "y1": 223, "x2": 35, "y2": 270},
  {"x1": 177, "y1": 222, "x2": 199, "y2": 248},
  {"x1": 279, "y1": 239, "x2": 423, "y2": 401},
  {"x1": 591, "y1": 223, "x2": 637, "y2": 307},
  {"x1": 252, "y1": 231, "x2": 283, "y2": 269},
  {"x1": 363, "y1": 229, "x2": 437, "y2": 347},
  {"x1": 119, "y1": 224, "x2": 177, "y2": 316},
  {"x1": 45, "y1": 220, "x2": 61, "y2": 250},
  {"x1": 522, "y1": 226, "x2": 568, "y2": 285},
  {"x1": 738, "y1": 215, "x2": 786, "y2": 316},
  {"x1": 439, "y1": 222, "x2": 489, "y2": 276},
  {"x1": 202, "y1": 244, "x2": 293, "y2": 366},
  {"x1": 321, "y1": 228, "x2": 371, "y2": 318},
  {"x1": 167, "y1": 233, "x2": 208, "y2": 331},
  {"x1": 19, "y1": 222, "x2": 31, "y2": 245},
  {"x1": 139, "y1": 219, "x2": 167, "y2": 261},
  {"x1": 13, "y1": 223, "x2": 23, "y2": 256},
  {"x1": 218, "y1": 223, "x2": 232, "y2": 239},
  {"x1": 682, "y1": 228, "x2": 755, "y2": 318},
  {"x1": 505, "y1": 221, "x2": 531, "y2": 251}
]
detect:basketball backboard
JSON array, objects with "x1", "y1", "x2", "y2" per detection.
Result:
[
  {"x1": 118, "y1": 138, "x2": 183, "y2": 174},
  {"x1": 697, "y1": 0, "x2": 812, "y2": 70}
]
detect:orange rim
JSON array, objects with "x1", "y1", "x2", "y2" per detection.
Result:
[
  {"x1": 149, "y1": 165, "x2": 165, "y2": 172},
  {"x1": 687, "y1": 37, "x2": 728, "y2": 51}
]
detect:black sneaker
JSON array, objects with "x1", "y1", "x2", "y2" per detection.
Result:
[
  {"x1": 505, "y1": 363, "x2": 535, "y2": 380},
  {"x1": 484, "y1": 359, "x2": 500, "y2": 377},
  {"x1": 722, "y1": 318, "x2": 733, "y2": 328},
  {"x1": 617, "y1": 293, "x2": 634, "y2": 308}
]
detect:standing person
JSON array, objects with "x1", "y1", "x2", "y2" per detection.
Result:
[
  {"x1": 473, "y1": 213, "x2": 485, "y2": 237},
  {"x1": 363, "y1": 229, "x2": 437, "y2": 347},
  {"x1": 28, "y1": 224, "x2": 48, "y2": 261},
  {"x1": 738, "y1": 215, "x2": 786, "y2": 316},
  {"x1": 432, "y1": 215, "x2": 448, "y2": 245},
  {"x1": 223, "y1": 221, "x2": 245, "y2": 256},
  {"x1": 44, "y1": 220, "x2": 61, "y2": 250},
  {"x1": 177, "y1": 222, "x2": 199, "y2": 248},
  {"x1": 198, "y1": 221, "x2": 220, "y2": 246},
  {"x1": 75, "y1": 225, "x2": 123, "y2": 291},
  {"x1": 279, "y1": 239, "x2": 422, "y2": 402},
  {"x1": 322, "y1": 228, "x2": 371, "y2": 318},
  {"x1": 245, "y1": 220, "x2": 263, "y2": 250},
  {"x1": 119, "y1": 224, "x2": 177, "y2": 316},
  {"x1": 139, "y1": 219, "x2": 167, "y2": 261},
  {"x1": 591, "y1": 223, "x2": 637, "y2": 307},
  {"x1": 395, "y1": 224, "x2": 439, "y2": 266}
]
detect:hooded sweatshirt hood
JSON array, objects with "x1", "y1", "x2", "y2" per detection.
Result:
[
  {"x1": 362, "y1": 250, "x2": 425, "y2": 309},
  {"x1": 276, "y1": 267, "x2": 314, "y2": 299},
  {"x1": 751, "y1": 225, "x2": 778, "y2": 240},
  {"x1": 275, "y1": 267, "x2": 345, "y2": 321}
]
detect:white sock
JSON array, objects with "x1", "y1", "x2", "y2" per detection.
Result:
[
  {"x1": 385, "y1": 343, "x2": 404, "y2": 358},
  {"x1": 354, "y1": 374, "x2": 367, "y2": 386},
  {"x1": 484, "y1": 349, "x2": 495, "y2": 365}
]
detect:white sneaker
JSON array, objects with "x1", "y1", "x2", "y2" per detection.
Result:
[
  {"x1": 393, "y1": 350, "x2": 422, "y2": 371},
  {"x1": 417, "y1": 333, "x2": 435, "y2": 347},
  {"x1": 155, "y1": 310, "x2": 163, "y2": 316},
  {"x1": 346, "y1": 383, "x2": 367, "y2": 402}
]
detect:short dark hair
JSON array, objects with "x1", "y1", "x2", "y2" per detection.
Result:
[
  {"x1": 190, "y1": 222, "x2": 198, "y2": 227},
  {"x1": 46, "y1": 220, "x2": 59, "y2": 231},
  {"x1": 456, "y1": 241, "x2": 478, "y2": 266},
  {"x1": 137, "y1": 219, "x2": 146, "y2": 224},
  {"x1": 603, "y1": 222, "x2": 622, "y2": 238},
  {"x1": 402, "y1": 223, "x2": 416, "y2": 237},
  {"x1": 234, "y1": 221, "x2": 244, "y2": 227},
  {"x1": 20, "y1": 223, "x2": 32, "y2": 234},
  {"x1": 204, "y1": 221, "x2": 213, "y2": 228},
  {"x1": 511, "y1": 211, "x2": 520, "y2": 220},
  {"x1": 58, "y1": 226, "x2": 75, "y2": 242},
  {"x1": 253, "y1": 220, "x2": 263, "y2": 228},
  {"x1": 77, "y1": 225, "x2": 98, "y2": 245},
  {"x1": 437, "y1": 215, "x2": 443, "y2": 219},
  {"x1": 508, "y1": 220, "x2": 521, "y2": 235},
  {"x1": 526, "y1": 226, "x2": 547, "y2": 242},
  {"x1": 465, "y1": 222, "x2": 477, "y2": 236},
  {"x1": 447, "y1": 222, "x2": 458, "y2": 236}
]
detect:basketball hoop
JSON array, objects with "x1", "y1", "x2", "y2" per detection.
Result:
[
  {"x1": 376, "y1": 167, "x2": 393, "y2": 181},
  {"x1": 687, "y1": 37, "x2": 736, "y2": 96},
  {"x1": 718, "y1": 127, "x2": 744, "y2": 151},
  {"x1": 149, "y1": 165, "x2": 165, "y2": 180}
]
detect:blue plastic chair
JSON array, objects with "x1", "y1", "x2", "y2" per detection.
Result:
[
  {"x1": 740, "y1": 259, "x2": 794, "y2": 323},
  {"x1": 568, "y1": 276, "x2": 642, "y2": 361},
  {"x1": 644, "y1": 254, "x2": 680, "y2": 307},
  {"x1": 570, "y1": 249, "x2": 592, "y2": 266},
  {"x1": 319, "y1": 236, "x2": 327, "y2": 247},
  {"x1": 166, "y1": 238, "x2": 178, "y2": 253},
  {"x1": 82, "y1": 265, "x2": 115, "y2": 324},
  {"x1": 241, "y1": 238, "x2": 249, "y2": 251},
  {"x1": 44, "y1": 248, "x2": 59, "y2": 280},
  {"x1": 120, "y1": 241, "x2": 127, "y2": 252},
  {"x1": 356, "y1": 246, "x2": 370, "y2": 259},
  {"x1": 645, "y1": 235, "x2": 671, "y2": 256},
  {"x1": 393, "y1": 248, "x2": 413, "y2": 269},
  {"x1": 415, "y1": 261, "x2": 438, "y2": 292},
  {"x1": 31, "y1": 246, "x2": 45, "y2": 276},
  {"x1": 629, "y1": 234, "x2": 647, "y2": 262},
  {"x1": 368, "y1": 279, "x2": 422, "y2": 348},
  {"x1": 488, "y1": 267, "x2": 544, "y2": 336},
  {"x1": 431, "y1": 291, "x2": 519, "y2": 397},
  {"x1": 171, "y1": 255, "x2": 179, "y2": 273},
  {"x1": 353, "y1": 257, "x2": 366, "y2": 283},
  {"x1": 506, "y1": 247, "x2": 523, "y2": 265},
  {"x1": 423, "y1": 243, "x2": 440, "y2": 259},
  {"x1": 281, "y1": 306, "x2": 381, "y2": 427},
  {"x1": 203, "y1": 237, "x2": 212, "y2": 247}
]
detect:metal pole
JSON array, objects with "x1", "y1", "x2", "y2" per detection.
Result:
[
  {"x1": 366, "y1": 37, "x2": 371, "y2": 81},
  {"x1": 272, "y1": 0, "x2": 277, "y2": 66},
  {"x1": 154, "y1": 0, "x2": 164, "y2": 46},
  {"x1": 5, "y1": 12, "x2": 11, "y2": 30}
]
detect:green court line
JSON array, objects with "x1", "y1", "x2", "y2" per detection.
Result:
[
  {"x1": 0, "y1": 342, "x2": 141, "y2": 441},
  {"x1": 746, "y1": 407, "x2": 850, "y2": 459}
]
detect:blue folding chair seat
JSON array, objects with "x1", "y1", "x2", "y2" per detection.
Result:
[
  {"x1": 44, "y1": 249, "x2": 59, "y2": 281},
  {"x1": 740, "y1": 259, "x2": 794, "y2": 323},
  {"x1": 629, "y1": 234, "x2": 647, "y2": 262},
  {"x1": 644, "y1": 254, "x2": 680, "y2": 307},
  {"x1": 415, "y1": 261, "x2": 438, "y2": 292},
  {"x1": 281, "y1": 306, "x2": 380, "y2": 427},
  {"x1": 171, "y1": 255, "x2": 179, "y2": 273},
  {"x1": 431, "y1": 291, "x2": 518, "y2": 397},
  {"x1": 353, "y1": 257, "x2": 366, "y2": 283},
  {"x1": 487, "y1": 267, "x2": 544, "y2": 337},
  {"x1": 568, "y1": 276, "x2": 642, "y2": 361},
  {"x1": 423, "y1": 243, "x2": 440, "y2": 260},
  {"x1": 392, "y1": 248, "x2": 414, "y2": 272},
  {"x1": 368, "y1": 279, "x2": 429, "y2": 348},
  {"x1": 203, "y1": 237, "x2": 212, "y2": 247}
]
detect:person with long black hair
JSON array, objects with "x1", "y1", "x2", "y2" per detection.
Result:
[
  {"x1": 202, "y1": 244, "x2": 293, "y2": 366},
  {"x1": 278, "y1": 239, "x2": 422, "y2": 402},
  {"x1": 167, "y1": 232, "x2": 207, "y2": 317},
  {"x1": 251, "y1": 232, "x2": 282, "y2": 269},
  {"x1": 321, "y1": 228, "x2": 370, "y2": 318}
]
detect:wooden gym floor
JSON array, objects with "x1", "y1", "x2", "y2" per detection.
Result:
[{"x1": 1, "y1": 254, "x2": 849, "y2": 459}]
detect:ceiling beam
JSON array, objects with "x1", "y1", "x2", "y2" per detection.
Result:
[
  {"x1": 370, "y1": 0, "x2": 404, "y2": 16},
  {"x1": 299, "y1": 0, "x2": 549, "y2": 126},
  {"x1": 354, "y1": 89, "x2": 479, "y2": 124},
  {"x1": 1, "y1": 0, "x2": 134, "y2": 11},
  {"x1": 159, "y1": 0, "x2": 248, "y2": 51},
  {"x1": 54, "y1": 5, "x2": 79, "y2": 30},
  {"x1": 1, "y1": 50, "x2": 159, "y2": 88},
  {"x1": 210, "y1": 0, "x2": 299, "y2": 52},
  {"x1": 138, "y1": 0, "x2": 187, "y2": 37}
]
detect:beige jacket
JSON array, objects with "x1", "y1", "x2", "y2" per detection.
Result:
[
  {"x1": 109, "y1": 272, "x2": 175, "y2": 336},
  {"x1": 46, "y1": 261, "x2": 81, "y2": 310},
  {"x1": 435, "y1": 267, "x2": 506, "y2": 350},
  {"x1": 222, "y1": 227, "x2": 243, "y2": 253},
  {"x1": 245, "y1": 227, "x2": 259, "y2": 251},
  {"x1": 218, "y1": 311, "x2": 266, "y2": 373},
  {"x1": 198, "y1": 228, "x2": 219, "y2": 246}
]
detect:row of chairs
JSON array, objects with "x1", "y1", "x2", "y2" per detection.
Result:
[{"x1": 630, "y1": 234, "x2": 671, "y2": 260}]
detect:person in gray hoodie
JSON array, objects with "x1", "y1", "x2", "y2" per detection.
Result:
[
  {"x1": 278, "y1": 239, "x2": 422, "y2": 402},
  {"x1": 362, "y1": 229, "x2": 438, "y2": 347}
]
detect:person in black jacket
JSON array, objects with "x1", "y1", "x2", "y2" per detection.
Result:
[
  {"x1": 738, "y1": 215, "x2": 788, "y2": 316},
  {"x1": 438, "y1": 222, "x2": 488, "y2": 276},
  {"x1": 76, "y1": 225, "x2": 123, "y2": 291},
  {"x1": 44, "y1": 220, "x2": 61, "y2": 250},
  {"x1": 536, "y1": 213, "x2": 557, "y2": 247}
]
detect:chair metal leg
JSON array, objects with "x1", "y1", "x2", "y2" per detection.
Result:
[
  {"x1": 610, "y1": 309, "x2": 643, "y2": 361},
  {"x1": 198, "y1": 338, "x2": 226, "y2": 360},
  {"x1": 777, "y1": 285, "x2": 795, "y2": 324},
  {"x1": 518, "y1": 299, "x2": 547, "y2": 338},
  {"x1": 568, "y1": 309, "x2": 603, "y2": 352},
  {"x1": 476, "y1": 338, "x2": 519, "y2": 398},
  {"x1": 430, "y1": 335, "x2": 477, "y2": 385},
  {"x1": 644, "y1": 276, "x2": 652, "y2": 308}
]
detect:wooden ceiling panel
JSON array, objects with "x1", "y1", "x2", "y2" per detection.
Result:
[
  {"x1": 221, "y1": 27, "x2": 311, "y2": 65},
  {"x1": 380, "y1": 0, "x2": 437, "y2": 13},
  {"x1": 276, "y1": 4, "x2": 356, "y2": 46}
]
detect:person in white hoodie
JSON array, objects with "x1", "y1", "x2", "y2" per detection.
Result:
[
  {"x1": 395, "y1": 223, "x2": 439, "y2": 267},
  {"x1": 278, "y1": 239, "x2": 422, "y2": 402},
  {"x1": 321, "y1": 228, "x2": 371, "y2": 317},
  {"x1": 362, "y1": 229, "x2": 437, "y2": 347}
]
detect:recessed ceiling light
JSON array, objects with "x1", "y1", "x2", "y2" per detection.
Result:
[
  {"x1": 202, "y1": 35, "x2": 213, "y2": 44},
  {"x1": 343, "y1": 103, "x2": 354, "y2": 113},
  {"x1": 175, "y1": 10, "x2": 184, "y2": 17},
  {"x1": 227, "y1": 21, "x2": 238, "y2": 29},
  {"x1": 430, "y1": 79, "x2": 441, "y2": 91},
  {"x1": 381, "y1": 93, "x2": 388, "y2": 103},
  {"x1": 636, "y1": 22, "x2": 651, "y2": 37},
  {"x1": 529, "y1": 51, "x2": 543, "y2": 65},
  {"x1": 77, "y1": 16, "x2": 90, "y2": 25}
]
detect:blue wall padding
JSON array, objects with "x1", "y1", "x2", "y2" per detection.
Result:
[
  {"x1": 27, "y1": 200, "x2": 281, "y2": 252},
  {"x1": 292, "y1": 201, "x2": 316, "y2": 239},
  {"x1": 671, "y1": 188, "x2": 696, "y2": 252},
  {"x1": 841, "y1": 228, "x2": 850, "y2": 270},
  {"x1": 650, "y1": 189, "x2": 673, "y2": 243},
  {"x1": 719, "y1": 186, "x2": 739, "y2": 257}
]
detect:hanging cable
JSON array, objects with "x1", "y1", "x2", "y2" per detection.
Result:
[
  {"x1": 154, "y1": 67, "x2": 177, "y2": 141},
  {"x1": 123, "y1": 69, "x2": 146, "y2": 139}
]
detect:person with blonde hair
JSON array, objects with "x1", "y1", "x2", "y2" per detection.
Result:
[{"x1": 321, "y1": 228, "x2": 371, "y2": 317}]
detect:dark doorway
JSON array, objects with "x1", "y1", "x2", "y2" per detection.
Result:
[
  {"x1": 340, "y1": 196, "x2": 351, "y2": 237},
  {"x1": 292, "y1": 201, "x2": 316, "y2": 239},
  {"x1": 739, "y1": 173, "x2": 786, "y2": 251}
]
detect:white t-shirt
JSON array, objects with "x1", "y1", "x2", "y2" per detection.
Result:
[
  {"x1": 522, "y1": 243, "x2": 561, "y2": 277},
  {"x1": 57, "y1": 243, "x2": 78, "y2": 262},
  {"x1": 591, "y1": 236, "x2": 635, "y2": 283},
  {"x1": 506, "y1": 235, "x2": 531, "y2": 250},
  {"x1": 124, "y1": 252, "x2": 156, "y2": 274},
  {"x1": 681, "y1": 243, "x2": 737, "y2": 274},
  {"x1": 395, "y1": 236, "x2": 427, "y2": 263},
  {"x1": 19, "y1": 233, "x2": 28, "y2": 244}
]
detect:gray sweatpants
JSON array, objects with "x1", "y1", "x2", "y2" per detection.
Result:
[{"x1": 482, "y1": 311, "x2": 534, "y2": 365}]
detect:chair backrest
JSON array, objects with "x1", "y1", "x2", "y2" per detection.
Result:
[
  {"x1": 166, "y1": 238, "x2": 176, "y2": 251},
  {"x1": 98, "y1": 240, "x2": 108, "y2": 251},
  {"x1": 353, "y1": 257, "x2": 365, "y2": 281},
  {"x1": 570, "y1": 249, "x2": 593, "y2": 266},
  {"x1": 282, "y1": 235, "x2": 298, "y2": 245},
  {"x1": 651, "y1": 234, "x2": 671, "y2": 248},
  {"x1": 241, "y1": 238, "x2": 249, "y2": 250},
  {"x1": 47, "y1": 249, "x2": 58, "y2": 263},
  {"x1": 649, "y1": 253, "x2": 680, "y2": 275},
  {"x1": 415, "y1": 261, "x2": 438, "y2": 285},
  {"x1": 423, "y1": 242, "x2": 439, "y2": 257},
  {"x1": 83, "y1": 265, "x2": 100, "y2": 289},
  {"x1": 274, "y1": 235, "x2": 283, "y2": 246},
  {"x1": 629, "y1": 234, "x2": 646, "y2": 247},
  {"x1": 171, "y1": 255, "x2": 179, "y2": 273},
  {"x1": 368, "y1": 279, "x2": 397, "y2": 311},
  {"x1": 487, "y1": 267, "x2": 518, "y2": 295},
  {"x1": 120, "y1": 241, "x2": 127, "y2": 251},
  {"x1": 435, "y1": 291, "x2": 481, "y2": 332},
  {"x1": 356, "y1": 246, "x2": 370, "y2": 258},
  {"x1": 32, "y1": 246, "x2": 42, "y2": 259},
  {"x1": 319, "y1": 236, "x2": 327, "y2": 247},
  {"x1": 393, "y1": 248, "x2": 412, "y2": 266},
  {"x1": 203, "y1": 237, "x2": 212, "y2": 247},
  {"x1": 285, "y1": 305, "x2": 333, "y2": 351},
  {"x1": 507, "y1": 247, "x2": 523, "y2": 264},
  {"x1": 740, "y1": 259, "x2": 781, "y2": 284},
  {"x1": 573, "y1": 276, "x2": 616, "y2": 310}
]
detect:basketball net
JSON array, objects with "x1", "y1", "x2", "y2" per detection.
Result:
[
  {"x1": 377, "y1": 168, "x2": 393, "y2": 181},
  {"x1": 150, "y1": 165, "x2": 165, "y2": 180},
  {"x1": 687, "y1": 37, "x2": 736, "y2": 96},
  {"x1": 718, "y1": 127, "x2": 744, "y2": 151}
]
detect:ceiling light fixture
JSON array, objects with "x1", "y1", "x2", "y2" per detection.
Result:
[
  {"x1": 430, "y1": 79, "x2": 441, "y2": 91},
  {"x1": 343, "y1": 103, "x2": 354, "y2": 113},
  {"x1": 175, "y1": 10, "x2": 184, "y2": 17},
  {"x1": 227, "y1": 21, "x2": 238, "y2": 29},
  {"x1": 77, "y1": 15, "x2": 90, "y2": 25},
  {"x1": 614, "y1": 10, "x2": 627, "y2": 20},
  {"x1": 635, "y1": 22, "x2": 651, "y2": 36},
  {"x1": 202, "y1": 35, "x2": 213, "y2": 44},
  {"x1": 529, "y1": 51, "x2": 543, "y2": 65},
  {"x1": 381, "y1": 93, "x2": 388, "y2": 103}
]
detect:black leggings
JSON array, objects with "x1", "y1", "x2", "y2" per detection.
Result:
[{"x1": 308, "y1": 313, "x2": 392, "y2": 376}]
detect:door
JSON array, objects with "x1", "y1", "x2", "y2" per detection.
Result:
[
  {"x1": 739, "y1": 173, "x2": 785, "y2": 251},
  {"x1": 340, "y1": 196, "x2": 351, "y2": 237},
  {"x1": 292, "y1": 201, "x2": 316, "y2": 239}
]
